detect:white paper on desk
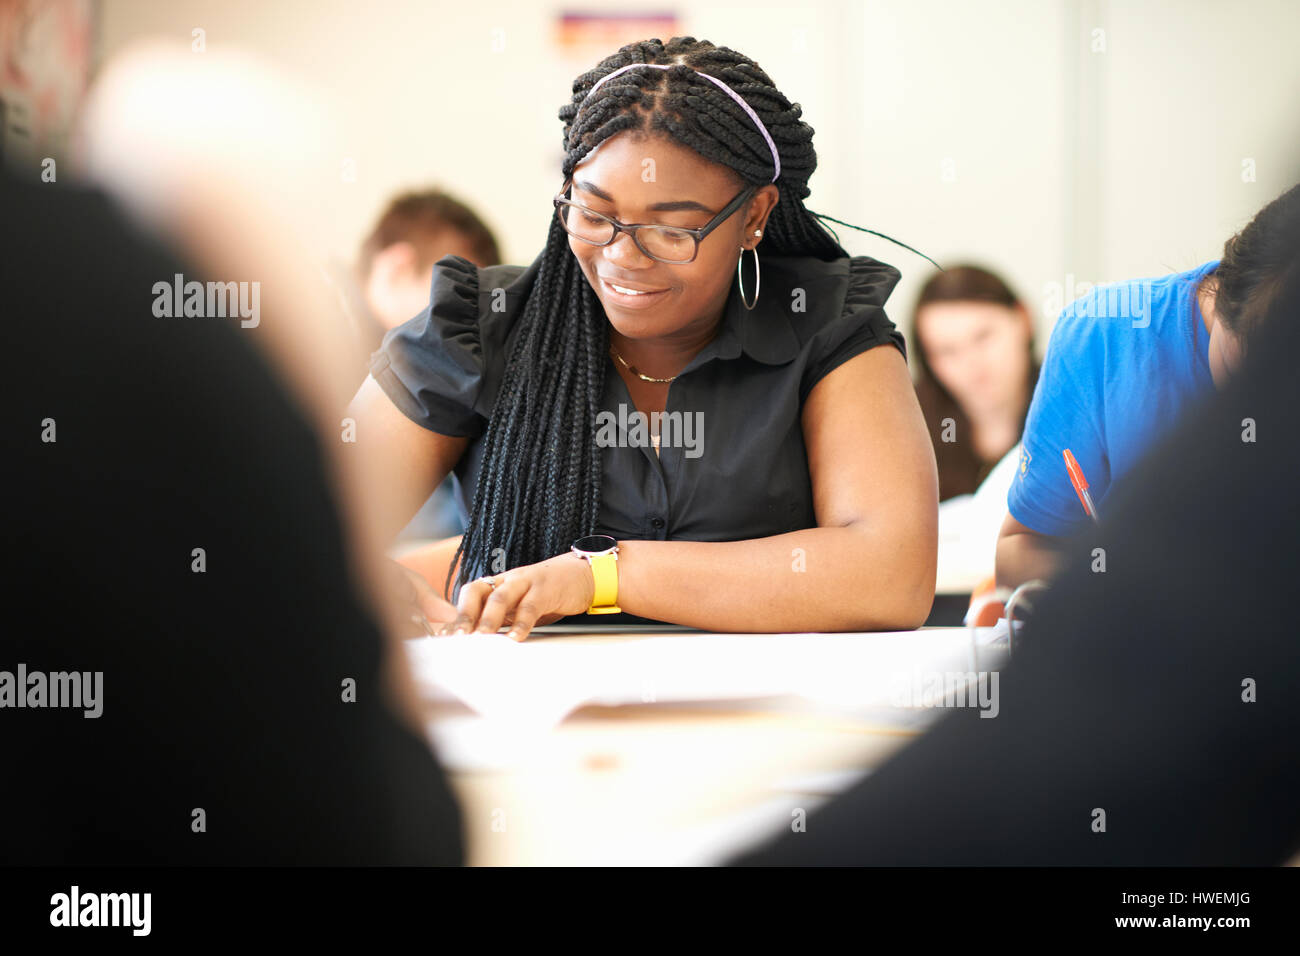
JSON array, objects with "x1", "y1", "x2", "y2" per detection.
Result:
[
  {"x1": 406, "y1": 629, "x2": 1009, "y2": 728},
  {"x1": 971, "y1": 619, "x2": 1024, "y2": 644}
]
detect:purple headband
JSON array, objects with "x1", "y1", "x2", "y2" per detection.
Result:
[{"x1": 581, "y1": 63, "x2": 780, "y2": 182}]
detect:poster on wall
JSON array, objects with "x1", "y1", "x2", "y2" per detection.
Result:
[{"x1": 553, "y1": 10, "x2": 681, "y2": 60}]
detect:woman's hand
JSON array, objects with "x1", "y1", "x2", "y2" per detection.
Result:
[
  {"x1": 450, "y1": 552, "x2": 596, "y2": 641},
  {"x1": 389, "y1": 559, "x2": 460, "y2": 638}
]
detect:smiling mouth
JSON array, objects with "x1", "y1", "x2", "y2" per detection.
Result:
[{"x1": 600, "y1": 278, "x2": 668, "y2": 297}]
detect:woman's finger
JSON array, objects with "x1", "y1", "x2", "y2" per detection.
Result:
[
  {"x1": 505, "y1": 595, "x2": 546, "y2": 642},
  {"x1": 472, "y1": 576, "x2": 529, "y2": 634},
  {"x1": 452, "y1": 577, "x2": 495, "y2": 634}
]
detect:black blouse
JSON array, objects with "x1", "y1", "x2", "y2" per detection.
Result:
[{"x1": 369, "y1": 249, "x2": 905, "y2": 622}]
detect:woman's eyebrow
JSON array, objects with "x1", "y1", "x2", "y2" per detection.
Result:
[{"x1": 574, "y1": 179, "x2": 716, "y2": 215}]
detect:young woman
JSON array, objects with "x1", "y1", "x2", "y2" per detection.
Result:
[
  {"x1": 351, "y1": 37, "x2": 938, "y2": 639},
  {"x1": 912, "y1": 266, "x2": 1038, "y2": 502}
]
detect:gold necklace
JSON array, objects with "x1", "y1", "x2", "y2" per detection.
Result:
[{"x1": 609, "y1": 345, "x2": 677, "y2": 384}]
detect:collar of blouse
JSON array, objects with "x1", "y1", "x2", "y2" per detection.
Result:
[
  {"x1": 505, "y1": 251, "x2": 897, "y2": 370},
  {"x1": 708, "y1": 264, "x2": 801, "y2": 366},
  {"x1": 701, "y1": 253, "x2": 895, "y2": 368}
]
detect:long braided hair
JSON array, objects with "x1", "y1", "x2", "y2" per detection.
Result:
[{"x1": 446, "y1": 36, "x2": 887, "y2": 600}]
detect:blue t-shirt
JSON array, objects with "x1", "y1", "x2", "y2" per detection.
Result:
[{"x1": 1008, "y1": 260, "x2": 1218, "y2": 537}]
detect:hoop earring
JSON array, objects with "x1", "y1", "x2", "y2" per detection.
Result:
[{"x1": 737, "y1": 232, "x2": 762, "y2": 310}]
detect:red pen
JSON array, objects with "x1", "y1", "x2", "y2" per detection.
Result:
[{"x1": 1063, "y1": 449, "x2": 1099, "y2": 522}]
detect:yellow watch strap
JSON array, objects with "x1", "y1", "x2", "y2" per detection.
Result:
[{"x1": 586, "y1": 551, "x2": 621, "y2": 614}]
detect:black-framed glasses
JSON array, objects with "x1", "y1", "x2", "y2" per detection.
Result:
[{"x1": 553, "y1": 177, "x2": 757, "y2": 264}]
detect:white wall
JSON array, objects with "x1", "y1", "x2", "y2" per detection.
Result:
[
  {"x1": 1095, "y1": 0, "x2": 1300, "y2": 280},
  {"x1": 96, "y1": 0, "x2": 1300, "y2": 352}
]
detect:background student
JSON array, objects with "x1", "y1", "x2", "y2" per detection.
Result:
[
  {"x1": 911, "y1": 265, "x2": 1038, "y2": 589},
  {"x1": 354, "y1": 189, "x2": 502, "y2": 371},
  {"x1": 996, "y1": 182, "x2": 1300, "y2": 588},
  {"x1": 353, "y1": 189, "x2": 502, "y2": 543},
  {"x1": 912, "y1": 264, "x2": 1038, "y2": 502}
]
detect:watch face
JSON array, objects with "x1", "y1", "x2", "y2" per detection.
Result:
[{"x1": 572, "y1": 534, "x2": 617, "y2": 555}]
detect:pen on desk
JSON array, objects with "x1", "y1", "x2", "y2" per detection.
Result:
[{"x1": 1063, "y1": 448, "x2": 1099, "y2": 522}]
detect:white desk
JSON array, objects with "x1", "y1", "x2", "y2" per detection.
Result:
[{"x1": 412, "y1": 627, "x2": 1007, "y2": 865}]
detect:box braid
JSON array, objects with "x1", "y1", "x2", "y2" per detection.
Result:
[{"x1": 446, "y1": 36, "x2": 904, "y2": 601}]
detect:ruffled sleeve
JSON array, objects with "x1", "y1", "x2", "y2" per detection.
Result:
[
  {"x1": 800, "y1": 255, "x2": 906, "y2": 402},
  {"x1": 368, "y1": 254, "x2": 488, "y2": 439}
]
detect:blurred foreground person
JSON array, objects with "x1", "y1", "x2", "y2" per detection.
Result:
[
  {"x1": 0, "y1": 169, "x2": 464, "y2": 864},
  {"x1": 0, "y1": 36, "x2": 463, "y2": 864}
]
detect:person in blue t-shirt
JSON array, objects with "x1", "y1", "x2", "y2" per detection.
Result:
[{"x1": 997, "y1": 182, "x2": 1300, "y2": 587}]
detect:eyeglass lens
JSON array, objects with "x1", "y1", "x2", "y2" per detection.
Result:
[{"x1": 558, "y1": 204, "x2": 696, "y2": 262}]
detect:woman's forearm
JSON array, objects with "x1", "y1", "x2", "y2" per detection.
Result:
[{"x1": 616, "y1": 523, "x2": 935, "y2": 632}]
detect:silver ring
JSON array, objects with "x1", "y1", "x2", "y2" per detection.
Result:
[{"x1": 478, "y1": 575, "x2": 499, "y2": 591}]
